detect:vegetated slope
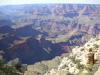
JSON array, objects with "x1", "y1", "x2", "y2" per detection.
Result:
[{"x1": 24, "y1": 35, "x2": 100, "y2": 75}]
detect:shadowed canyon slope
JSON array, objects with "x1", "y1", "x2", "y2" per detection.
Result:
[{"x1": 0, "y1": 4, "x2": 100, "y2": 64}]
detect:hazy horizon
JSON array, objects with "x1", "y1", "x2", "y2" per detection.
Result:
[{"x1": 0, "y1": 0, "x2": 100, "y2": 6}]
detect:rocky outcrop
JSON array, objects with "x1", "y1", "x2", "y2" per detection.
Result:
[
  {"x1": 24, "y1": 55, "x2": 62, "y2": 75},
  {"x1": 44, "y1": 35, "x2": 100, "y2": 75},
  {"x1": 0, "y1": 50, "x2": 4, "y2": 60},
  {"x1": 24, "y1": 35, "x2": 100, "y2": 75}
]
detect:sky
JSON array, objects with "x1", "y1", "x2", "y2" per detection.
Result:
[{"x1": 0, "y1": 0, "x2": 100, "y2": 6}]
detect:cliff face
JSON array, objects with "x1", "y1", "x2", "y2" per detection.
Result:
[
  {"x1": 45, "y1": 35, "x2": 100, "y2": 75},
  {"x1": 0, "y1": 4, "x2": 100, "y2": 44},
  {"x1": 0, "y1": 4, "x2": 100, "y2": 36},
  {"x1": 0, "y1": 4, "x2": 100, "y2": 64},
  {"x1": 24, "y1": 35, "x2": 100, "y2": 75}
]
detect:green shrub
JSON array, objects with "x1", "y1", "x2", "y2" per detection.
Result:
[{"x1": 0, "y1": 60, "x2": 21, "y2": 75}]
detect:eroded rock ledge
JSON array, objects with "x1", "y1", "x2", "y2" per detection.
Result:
[{"x1": 24, "y1": 35, "x2": 100, "y2": 75}]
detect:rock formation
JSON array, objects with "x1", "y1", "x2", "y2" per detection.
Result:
[
  {"x1": 24, "y1": 35, "x2": 100, "y2": 75},
  {"x1": 44, "y1": 35, "x2": 100, "y2": 75},
  {"x1": 0, "y1": 4, "x2": 100, "y2": 64}
]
